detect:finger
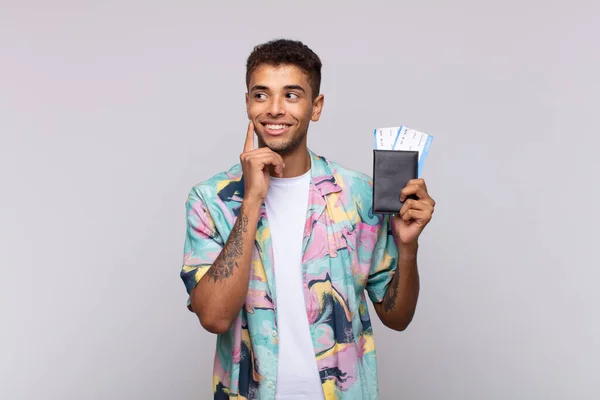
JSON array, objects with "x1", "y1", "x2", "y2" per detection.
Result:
[
  {"x1": 247, "y1": 153, "x2": 285, "y2": 176},
  {"x1": 399, "y1": 199, "x2": 427, "y2": 214},
  {"x1": 243, "y1": 147, "x2": 285, "y2": 167},
  {"x1": 246, "y1": 151, "x2": 285, "y2": 168},
  {"x1": 244, "y1": 121, "x2": 255, "y2": 153},
  {"x1": 401, "y1": 209, "x2": 431, "y2": 223},
  {"x1": 407, "y1": 178, "x2": 427, "y2": 191},
  {"x1": 399, "y1": 199, "x2": 434, "y2": 220},
  {"x1": 243, "y1": 153, "x2": 285, "y2": 176},
  {"x1": 411, "y1": 178, "x2": 434, "y2": 204},
  {"x1": 399, "y1": 184, "x2": 418, "y2": 202},
  {"x1": 400, "y1": 179, "x2": 430, "y2": 202},
  {"x1": 244, "y1": 147, "x2": 275, "y2": 155}
]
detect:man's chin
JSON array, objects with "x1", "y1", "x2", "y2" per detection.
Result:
[
  {"x1": 257, "y1": 128, "x2": 307, "y2": 155},
  {"x1": 260, "y1": 137, "x2": 298, "y2": 155},
  {"x1": 265, "y1": 142, "x2": 296, "y2": 155}
]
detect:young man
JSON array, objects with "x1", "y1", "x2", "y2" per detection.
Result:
[{"x1": 180, "y1": 39, "x2": 435, "y2": 400}]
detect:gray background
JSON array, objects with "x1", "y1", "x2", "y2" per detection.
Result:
[{"x1": 1, "y1": 1, "x2": 599, "y2": 399}]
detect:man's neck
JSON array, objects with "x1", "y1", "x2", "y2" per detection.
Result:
[{"x1": 271, "y1": 146, "x2": 311, "y2": 178}]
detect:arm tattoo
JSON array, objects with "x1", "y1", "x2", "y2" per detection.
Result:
[
  {"x1": 207, "y1": 208, "x2": 249, "y2": 282},
  {"x1": 382, "y1": 268, "x2": 400, "y2": 312}
]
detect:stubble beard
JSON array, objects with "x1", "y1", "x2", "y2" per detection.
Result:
[{"x1": 260, "y1": 127, "x2": 307, "y2": 156}]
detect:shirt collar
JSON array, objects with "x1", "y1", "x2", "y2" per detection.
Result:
[{"x1": 307, "y1": 148, "x2": 342, "y2": 197}]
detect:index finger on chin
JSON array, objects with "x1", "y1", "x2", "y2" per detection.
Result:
[{"x1": 244, "y1": 121, "x2": 255, "y2": 153}]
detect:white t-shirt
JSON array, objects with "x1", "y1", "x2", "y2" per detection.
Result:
[{"x1": 264, "y1": 169, "x2": 325, "y2": 400}]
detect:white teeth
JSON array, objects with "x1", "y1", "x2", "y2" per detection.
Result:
[{"x1": 266, "y1": 124, "x2": 287, "y2": 130}]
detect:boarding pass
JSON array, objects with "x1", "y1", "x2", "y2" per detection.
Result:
[{"x1": 373, "y1": 126, "x2": 433, "y2": 177}]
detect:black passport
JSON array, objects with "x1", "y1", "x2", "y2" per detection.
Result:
[{"x1": 372, "y1": 149, "x2": 419, "y2": 214}]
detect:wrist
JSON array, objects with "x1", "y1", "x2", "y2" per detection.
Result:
[
  {"x1": 398, "y1": 242, "x2": 418, "y2": 258},
  {"x1": 241, "y1": 197, "x2": 263, "y2": 214}
]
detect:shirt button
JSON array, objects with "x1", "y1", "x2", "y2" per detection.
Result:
[
  {"x1": 271, "y1": 330, "x2": 277, "y2": 337},
  {"x1": 267, "y1": 381, "x2": 274, "y2": 388}
]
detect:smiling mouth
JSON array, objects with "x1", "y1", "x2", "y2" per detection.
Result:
[{"x1": 261, "y1": 122, "x2": 292, "y2": 135}]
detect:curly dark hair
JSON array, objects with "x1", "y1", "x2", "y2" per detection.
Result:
[{"x1": 245, "y1": 39, "x2": 322, "y2": 99}]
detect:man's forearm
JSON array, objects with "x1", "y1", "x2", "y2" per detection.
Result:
[
  {"x1": 191, "y1": 198, "x2": 262, "y2": 334},
  {"x1": 378, "y1": 243, "x2": 420, "y2": 331}
]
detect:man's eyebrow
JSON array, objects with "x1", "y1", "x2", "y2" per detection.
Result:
[
  {"x1": 250, "y1": 84, "x2": 306, "y2": 92},
  {"x1": 250, "y1": 85, "x2": 269, "y2": 92},
  {"x1": 284, "y1": 85, "x2": 306, "y2": 92}
]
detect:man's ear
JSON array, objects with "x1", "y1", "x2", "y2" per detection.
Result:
[{"x1": 311, "y1": 94, "x2": 325, "y2": 122}]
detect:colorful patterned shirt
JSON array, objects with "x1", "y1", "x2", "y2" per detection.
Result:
[{"x1": 181, "y1": 149, "x2": 399, "y2": 399}]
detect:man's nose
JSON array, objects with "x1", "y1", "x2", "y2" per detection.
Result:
[{"x1": 267, "y1": 96, "x2": 285, "y2": 117}]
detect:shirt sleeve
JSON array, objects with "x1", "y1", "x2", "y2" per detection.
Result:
[
  {"x1": 180, "y1": 187, "x2": 224, "y2": 311},
  {"x1": 365, "y1": 213, "x2": 399, "y2": 304}
]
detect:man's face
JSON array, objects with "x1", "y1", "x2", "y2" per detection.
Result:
[{"x1": 246, "y1": 64, "x2": 324, "y2": 155}]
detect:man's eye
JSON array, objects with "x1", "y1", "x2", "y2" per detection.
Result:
[
  {"x1": 254, "y1": 93, "x2": 266, "y2": 99},
  {"x1": 287, "y1": 93, "x2": 299, "y2": 99}
]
